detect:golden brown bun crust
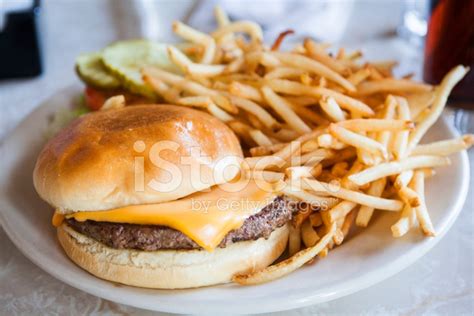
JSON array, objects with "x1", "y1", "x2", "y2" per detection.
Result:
[
  {"x1": 57, "y1": 223, "x2": 289, "y2": 289},
  {"x1": 34, "y1": 105, "x2": 243, "y2": 212}
]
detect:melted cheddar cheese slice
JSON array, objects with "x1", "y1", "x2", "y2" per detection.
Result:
[{"x1": 60, "y1": 180, "x2": 277, "y2": 251}]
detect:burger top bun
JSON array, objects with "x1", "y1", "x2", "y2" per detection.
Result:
[{"x1": 34, "y1": 104, "x2": 243, "y2": 212}]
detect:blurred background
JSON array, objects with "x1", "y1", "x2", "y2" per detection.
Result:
[{"x1": 0, "y1": 1, "x2": 473, "y2": 314}]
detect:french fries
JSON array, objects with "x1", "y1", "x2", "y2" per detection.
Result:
[
  {"x1": 304, "y1": 38, "x2": 348, "y2": 75},
  {"x1": 267, "y1": 79, "x2": 374, "y2": 116},
  {"x1": 320, "y1": 97, "x2": 346, "y2": 122},
  {"x1": 212, "y1": 21, "x2": 263, "y2": 44},
  {"x1": 329, "y1": 123, "x2": 388, "y2": 159},
  {"x1": 167, "y1": 46, "x2": 225, "y2": 77},
  {"x1": 137, "y1": 8, "x2": 473, "y2": 285},
  {"x1": 271, "y1": 52, "x2": 356, "y2": 92},
  {"x1": 261, "y1": 86, "x2": 311, "y2": 134},
  {"x1": 302, "y1": 179, "x2": 403, "y2": 211},
  {"x1": 172, "y1": 21, "x2": 217, "y2": 64}
]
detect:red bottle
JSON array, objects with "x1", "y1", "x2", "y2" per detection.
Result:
[{"x1": 423, "y1": 0, "x2": 474, "y2": 105}]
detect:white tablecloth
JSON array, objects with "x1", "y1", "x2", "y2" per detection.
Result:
[{"x1": 1, "y1": 1, "x2": 472, "y2": 314}]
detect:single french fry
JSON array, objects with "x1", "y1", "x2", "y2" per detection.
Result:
[
  {"x1": 301, "y1": 219, "x2": 320, "y2": 247},
  {"x1": 412, "y1": 170, "x2": 436, "y2": 236},
  {"x1": 411, "y1": 134, "x2": 474, "y2": 156},
  {"x1": 177, "y1": 95, "x2": 212, "y2": 108},
  {"x1": 376, "y1": 95, "x2": 398, "y2": 155},
  {"x1": 391, "y1": 204, "x2": 416, "y2": 237},
  {"x1": 338, "y1": 119, "x2": 414, "y2": 132},
  {"x1": 249, "y1": 129, "x2": 273, "y2": 146},
  {"x1": 288, "y1": 224, "x2": 302, "y2": 256},
  {"x1": 271, "y1": 29, "x2": 295, "y2": 51},
  {"x1": 348, "y1": 155, "x2": 451, "y2": 186},
  {"x1": 101, "y1": 95, "x2": 125, "y2": 111},
  {"x1": 408, "y1": 66, "x2": 469, "y2": 152},
  {"x1": 214, "y1": 5, "x2": 230, "y2": 25},
  {"x1": 207, "y1": 102, "x2": 234, "y2": 122},
  {"x1": 391, "y1": 96, "x2": 411, "y2": 159},
  {"x1": 357, "y1": 78, "x2": 432, "y2": 95},
  {"x1": 341, "y1": 208, "x2": 357, "y2": 237}
]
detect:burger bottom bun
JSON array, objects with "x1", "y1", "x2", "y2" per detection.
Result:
[{"x1": 57, "y1": 223, "x2": 289, "y2": 289}]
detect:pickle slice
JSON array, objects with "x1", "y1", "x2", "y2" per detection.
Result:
[
  {"x1": 102, "y1": 40, "x2": 179, "y2": 99},
  {"x1": 75, "y1": 52, "x2": 121, "y2": 89}
]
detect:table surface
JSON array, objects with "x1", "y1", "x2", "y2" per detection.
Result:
[{"x1": 1, "y1": 1, "x2": 473, "y2": 315}]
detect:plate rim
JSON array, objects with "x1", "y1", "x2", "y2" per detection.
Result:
[{"x1": 0, "y1": 85, "x2": 470, "y2": 314}]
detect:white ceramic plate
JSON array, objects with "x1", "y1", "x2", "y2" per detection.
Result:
[{"x1": 0, "y1": 85, "x2": 469, "y2": 314}]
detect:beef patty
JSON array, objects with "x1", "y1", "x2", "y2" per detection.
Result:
[{"x1": 66, "y1": 196, "x2": 294, "y2": 251}]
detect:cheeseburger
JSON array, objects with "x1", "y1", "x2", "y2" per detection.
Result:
[{"x1": 33, "y1": 104, "x2": 293, "y2": 289}]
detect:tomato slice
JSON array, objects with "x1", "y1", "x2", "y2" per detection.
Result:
[
  {"x1": 84, "y1": 86, "x2": 107, "y2": 111},
  {"x1": 84, "y1": 86, "x2": 154, "y2": 111}
]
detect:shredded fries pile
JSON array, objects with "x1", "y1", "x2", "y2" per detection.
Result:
[{"x1": 130, "y1": 6, "x2": 472, "y2": 285}]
